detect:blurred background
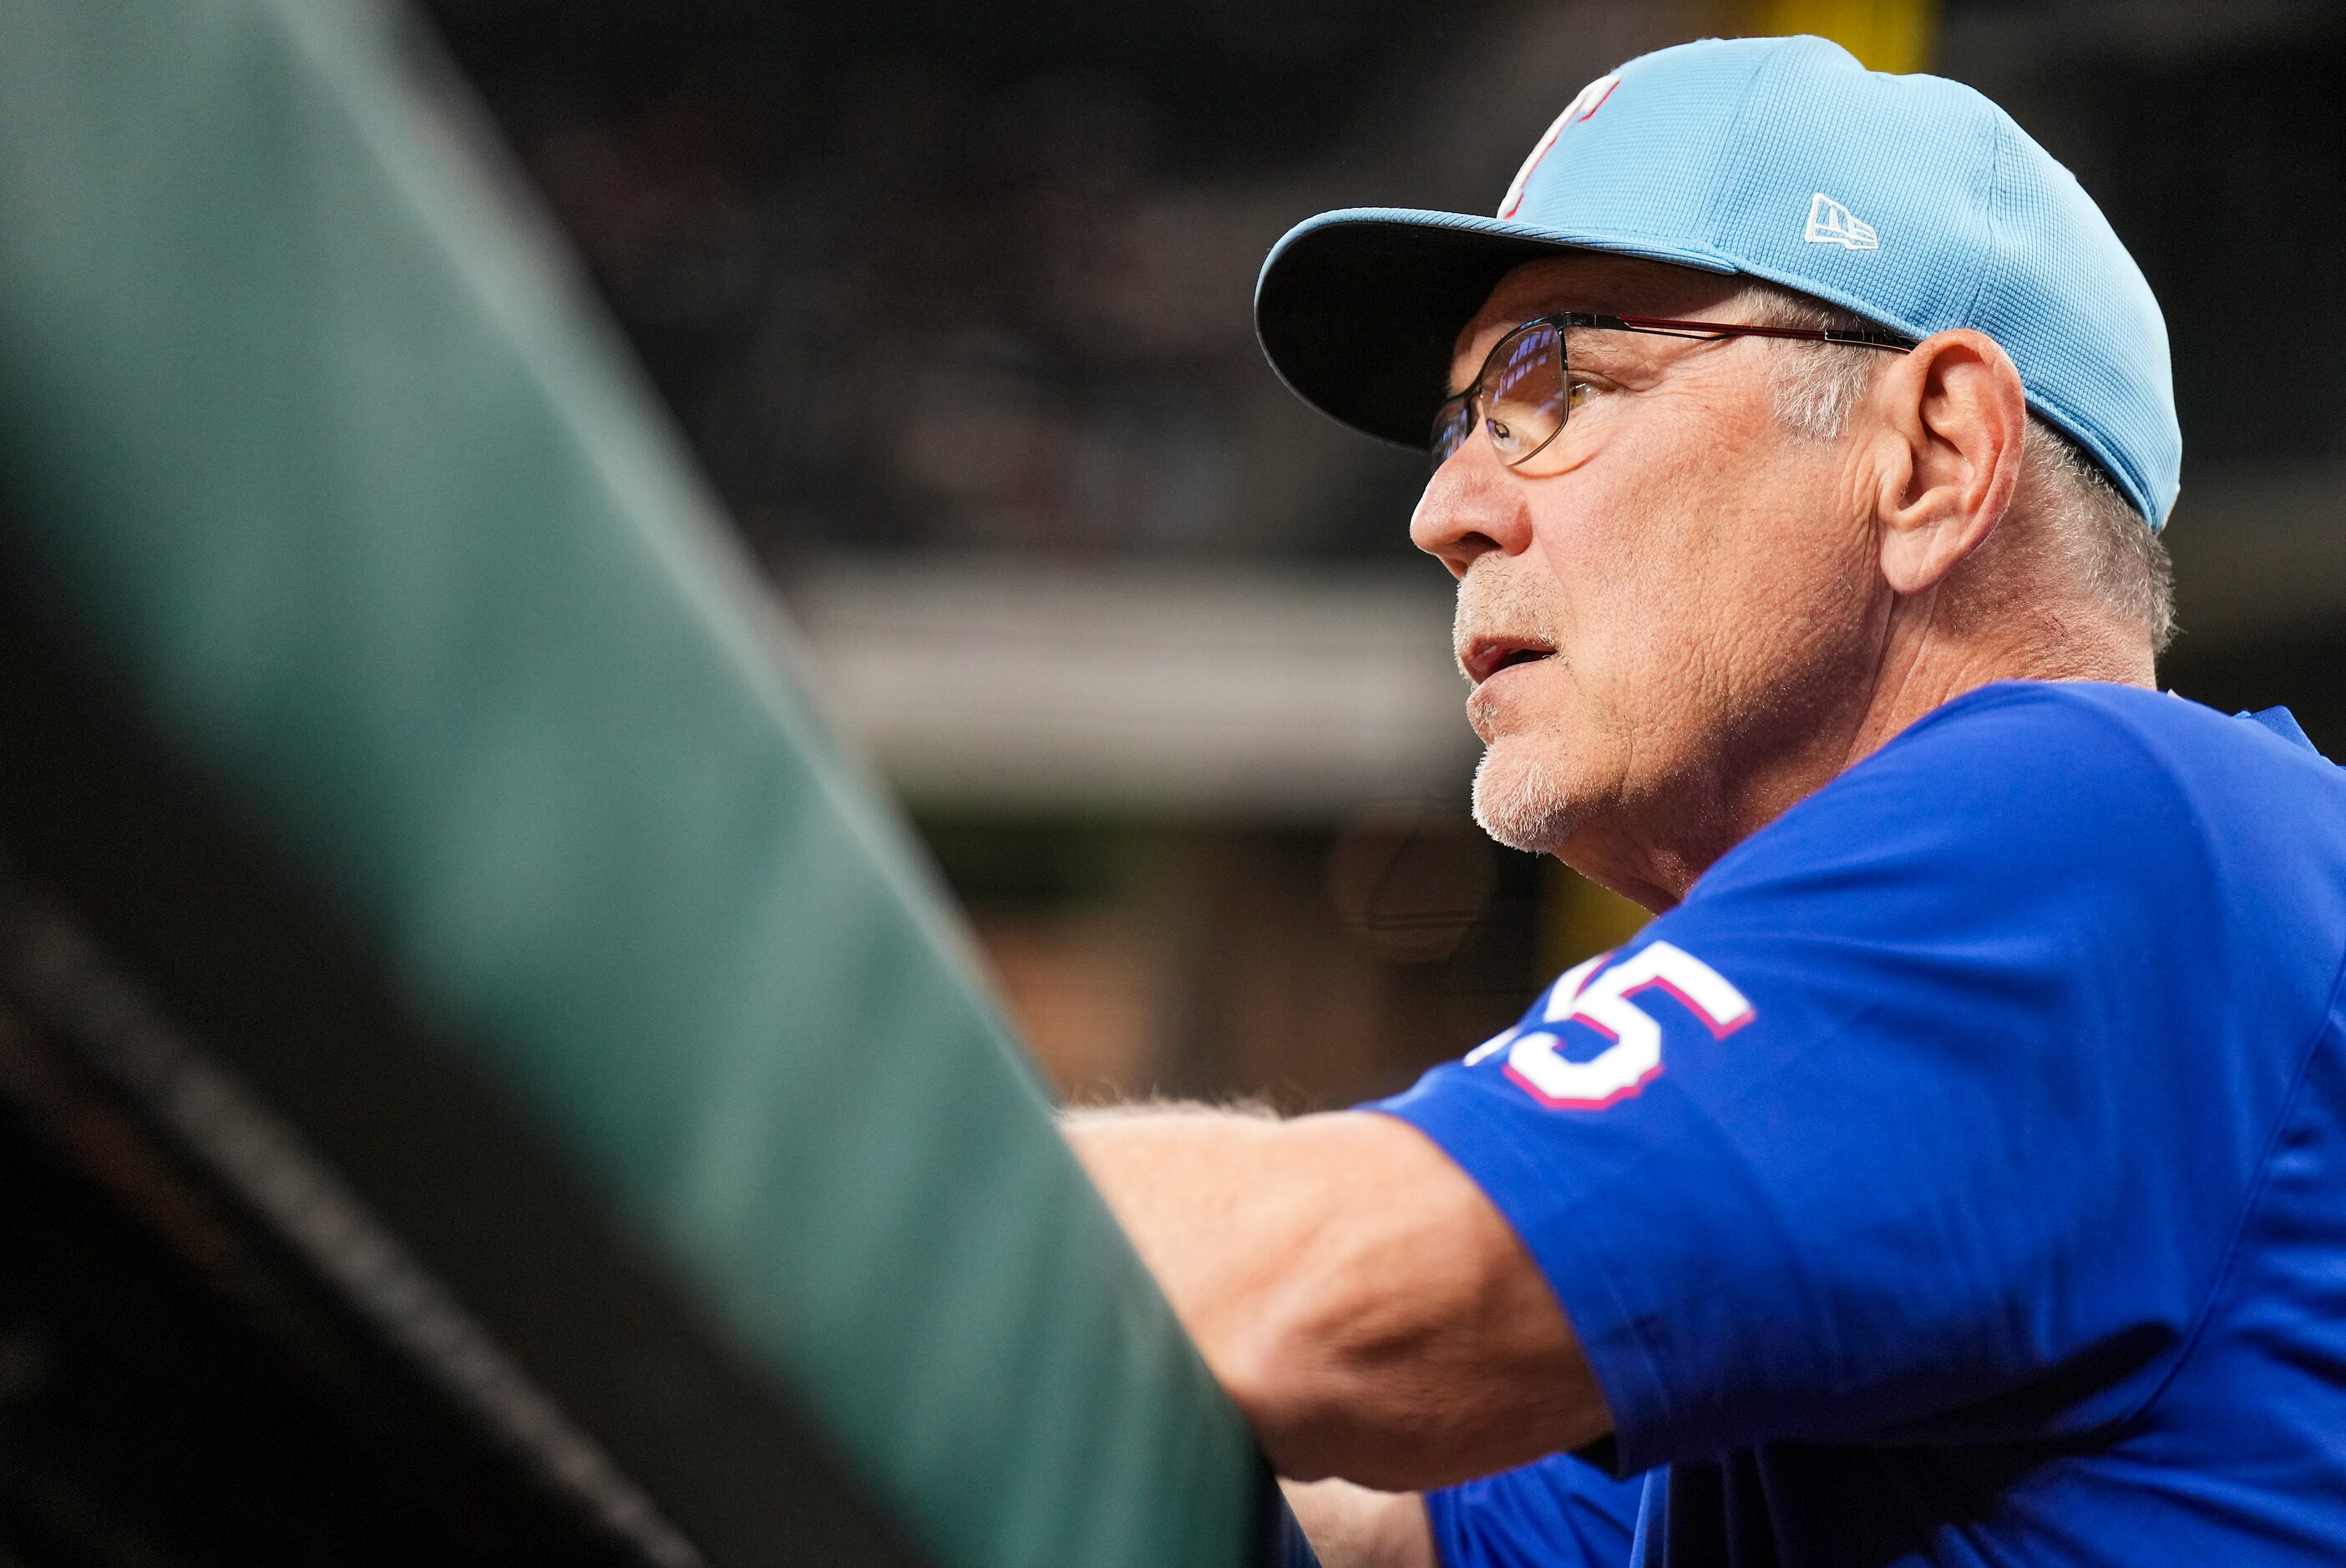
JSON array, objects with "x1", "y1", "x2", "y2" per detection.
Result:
[{"x1": 413, "y1": 0, "x2": 2346, "y2": 1110}]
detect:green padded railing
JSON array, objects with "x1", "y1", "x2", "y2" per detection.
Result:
[{"x1": 0, "y1": 1, "x2": 1261, "y2": 1563}]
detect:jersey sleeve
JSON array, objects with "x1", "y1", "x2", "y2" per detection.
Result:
[
  {"x1": 1373, "y1": 685, "x2": 2304, "y2": 1475},
  {"x1": 1424, "y1": 1454, "x2": 1646, "y2": 1568}
]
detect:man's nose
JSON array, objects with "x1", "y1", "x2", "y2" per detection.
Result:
[{"x1": 1410, "y1": 448, "x2": 1536, "y2": 579}]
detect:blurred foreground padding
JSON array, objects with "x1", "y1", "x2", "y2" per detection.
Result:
[{"x1": 0, "y1": 1, "x2": 1272, "y2": 1564}]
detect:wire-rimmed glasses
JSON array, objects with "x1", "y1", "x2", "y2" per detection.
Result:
[{"x1": 1432, "y1": 311, "x2": 1917, "y2": 470}]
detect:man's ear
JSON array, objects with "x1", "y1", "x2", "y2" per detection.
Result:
[{"x1": 1865, "y1": 328, "x2": 2028, "y2": 595}]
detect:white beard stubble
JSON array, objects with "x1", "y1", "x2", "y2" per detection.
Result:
[
  {"x1": 1472, "y1": 748, "x2": 1582, "y2": 856},
  {"x1": 1456, "y1": 564, "x2": 1583, "y2": 857}
]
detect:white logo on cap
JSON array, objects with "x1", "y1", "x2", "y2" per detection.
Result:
[
  {"x1": 1497, "y1": 73, "x2": 1620, "y2": 219},
  {"x1": 1804, "y1": 192, "x2": 1878, "y2": 250}
]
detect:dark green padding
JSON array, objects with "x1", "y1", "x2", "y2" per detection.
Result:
[{"x1": 0, "y1": 1, "x2": 1260, "y2": 1563}]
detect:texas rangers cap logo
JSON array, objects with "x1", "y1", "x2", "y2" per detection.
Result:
[{"x1": 1497, "y1": 73, "x2": 1620, "y2": 219}]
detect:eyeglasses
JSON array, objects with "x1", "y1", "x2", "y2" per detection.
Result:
[{"x1": 1431, "y1": 311, "x2": 1916, "y2": 470}]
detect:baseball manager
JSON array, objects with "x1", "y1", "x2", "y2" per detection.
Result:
[{"x1": 1064, "y1": 33, "x2": 2346, "y2": 1568}]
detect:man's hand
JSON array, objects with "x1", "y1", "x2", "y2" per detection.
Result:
[
  {"x1": 1280, "y1": 1479, "x2": 1436, "y2": 1568},
  {"x1": 1063, "y1": 1104, "x2": 1609, "y2": 1490}
]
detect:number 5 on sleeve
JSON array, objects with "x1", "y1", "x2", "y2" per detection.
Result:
[{"x1": 1506, "y1": 942, "x2": 1756, "y2": 1109}]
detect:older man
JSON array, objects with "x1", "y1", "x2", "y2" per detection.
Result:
[{"x1": 1067, "y1": 34, "x2": 2346, "y2": 1568}]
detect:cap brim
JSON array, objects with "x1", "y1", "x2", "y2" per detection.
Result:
[{"x1": 1253, "y1": 206, "x2": 1734, "y2": 451}]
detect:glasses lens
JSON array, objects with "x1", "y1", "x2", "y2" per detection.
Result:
[
  {"x1": 1483, "y1": 321, "x2": 1568, "y2": 464},
  {"x1": 1431, "y1": 397, "x2": 1477, "y2": 466}
]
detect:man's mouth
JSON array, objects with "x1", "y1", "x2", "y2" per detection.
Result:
[{"x1": 1459, "y1": 636, "x2": 1558, "y2": 687}]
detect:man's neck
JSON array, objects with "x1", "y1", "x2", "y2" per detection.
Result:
[
  {"x1": 1841, "y1": 595, "x2": 2155, "y2": 764},
  {"x1": 1565, "y1": 605, "x2": 2156, "y2": 912}
]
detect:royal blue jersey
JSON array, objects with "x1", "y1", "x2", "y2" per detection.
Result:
[{"x1": 1373, "y1": 682, "x2": 2346, "y2": 1567}]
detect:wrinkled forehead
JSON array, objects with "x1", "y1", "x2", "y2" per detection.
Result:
[{"x1": 1451, "y1": 253, "x2": 1751, "y2": 382}]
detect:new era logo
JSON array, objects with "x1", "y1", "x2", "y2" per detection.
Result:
[{"x1": 1803, "y1": 192, "x2": 1878, "y2": 250}]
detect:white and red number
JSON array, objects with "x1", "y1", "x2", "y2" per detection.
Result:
[{"x1": 1502, "y1": 941, "x2": 1754, "y2": 1109}]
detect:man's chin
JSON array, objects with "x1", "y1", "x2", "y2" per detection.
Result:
[{"x1": 1470, "y1": 745, "x2": 1588, "y2": 857}]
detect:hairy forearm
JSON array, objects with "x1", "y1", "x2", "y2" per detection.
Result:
[
  {"x1": 1063, "y1": 1102, "x2": 1297, "y2": 1359},
  {"x1": 1063, "y1": 1104, "x2": 1609, "y2": 1490}
]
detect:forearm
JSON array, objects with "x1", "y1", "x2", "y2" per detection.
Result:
[
  {"x1": 1063, "y1": 1104, "x2": 1610, "y2": 1489},
  {"x1": 1063, "y1": 1102, "x2": 1302, "y2": 1362}
]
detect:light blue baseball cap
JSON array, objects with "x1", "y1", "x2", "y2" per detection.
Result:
[{"x1": 1254, "y1": 34, "x2": 2181, "y2": 529}]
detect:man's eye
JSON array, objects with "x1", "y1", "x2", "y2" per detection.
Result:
[{"x1": 1566, "y1": 378, "x2": 1597, "y2": 411}]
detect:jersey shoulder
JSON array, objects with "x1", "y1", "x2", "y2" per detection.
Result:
[
  {"x1": 1703, "y1": 680, "x2": 2346, "y2": 908},
  {"x1": 1908, "y1": 679, "x2": 2336, "y2": 777}
]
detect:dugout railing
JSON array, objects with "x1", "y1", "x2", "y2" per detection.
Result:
[{"x1": 0, "y1": 1, "x2": 1280, "y2": 1563}]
